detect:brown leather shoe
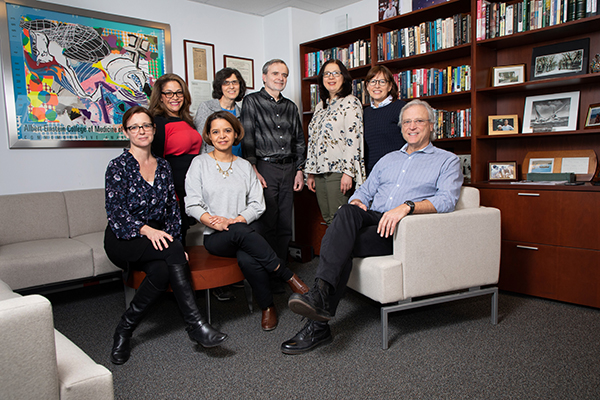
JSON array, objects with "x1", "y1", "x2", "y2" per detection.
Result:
[
  {"x1": 261, "y1": 306, "x2": 278, "y2": 331},
  {"x1": 287, "y1": 273, "x2": 309, "y2": 294}
]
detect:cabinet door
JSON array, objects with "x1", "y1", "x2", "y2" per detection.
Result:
[
  {"x1": 480, "y1": 189, "x2": 559, "y2": 245},
  {"x1": 499, "y1": 241, "x2": 558, "y2": 298},
  {"x1": 557, "y1": 192, "x2": 600, "y2": 251},
  {"x1": 556, "y1": 247, "x2": 600, "y2": 308}
]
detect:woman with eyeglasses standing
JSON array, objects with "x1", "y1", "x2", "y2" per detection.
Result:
[
  {"x1": 149, "y1": 74, "x2": 200, "y2": 245},
  {"x1": 363, "y1": 66, "x2": 407, "y2": 175},
  {"x1": 104, "y1": 106, "x2": 227, "y2": 365},
  {"x1": 194, "y1": 68, "x2": 247, "y2": 156},
  {"x1": 305, "y1": 59, "x2": 365, "y2": 225}
]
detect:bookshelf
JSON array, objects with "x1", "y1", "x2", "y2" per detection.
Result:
[{"x1": 297, "y1": 0, "x2": 600, "y2": 307}]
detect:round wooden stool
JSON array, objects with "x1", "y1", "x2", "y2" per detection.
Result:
[{"x1": 123, "y1": 246, "x2": 252, "y2": 323}]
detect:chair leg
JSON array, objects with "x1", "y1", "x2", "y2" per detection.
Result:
[
  {"x1": 205, "y1": 289, "x2": 211, "y2": 324},
  {"x1": 491, "y1": 287, "x2": 499, "y2": 325},
  {"x1": 381, "y1": 307, "x2": 389, "y2": 350},
  {"x1": 243, "y1": 279, "x2": 253, "y2": 313}
]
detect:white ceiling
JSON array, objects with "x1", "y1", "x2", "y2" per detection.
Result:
[{"x1": 189, "y1": 0, "x2": 363, "y2": 16}]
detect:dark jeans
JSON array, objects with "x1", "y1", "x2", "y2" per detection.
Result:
[
  {"x1": 203, "y1": 222, "x2": 281, "y2": 309},
  {"x1": 316, "y1": 204, "x2": 394, "y2": 315},
  {"x1": 256, "y1": 160, "x2": 295, "y2": 264}
]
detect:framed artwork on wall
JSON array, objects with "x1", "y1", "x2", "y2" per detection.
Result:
[
  {"x1": 224, "y1": 55, "x2": 254, "y2": 89},
  {"x1": 183, "y1": 40, "x2": 215, "y2": 116},
  {"x1": 522, "y1": 91, "x2": 580, "y2": 133},
  {"x1": 0, "y1": 0, "x2": 171, "y2": 148}
]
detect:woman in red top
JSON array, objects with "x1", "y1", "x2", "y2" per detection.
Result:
[{"x1": 149, "y1": 73, "x2": 201, "y2": 244}]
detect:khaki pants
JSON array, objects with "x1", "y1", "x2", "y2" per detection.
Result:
[{"x1": 314, "y1": 172, "x2": 351, "y2": 225}]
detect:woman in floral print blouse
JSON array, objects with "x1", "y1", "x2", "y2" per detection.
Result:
[
  {"x1": 104, "y1": 106, "x2": 227, "y2": 365},
  {"x1": 305, "y1": 59, "x2": 366, "y2": 225}
]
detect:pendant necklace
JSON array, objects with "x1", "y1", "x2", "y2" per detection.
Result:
[{"x1": 215, "y1": 154, "x2": 234, "y2": 178}]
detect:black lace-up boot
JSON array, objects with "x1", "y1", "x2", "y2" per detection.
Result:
[
  {"x1": 281, "y1": 319, "x2": 332, "y2": 354},
  {"x1": 288, "y1": 278, "x2": 332, "y2": 321}
]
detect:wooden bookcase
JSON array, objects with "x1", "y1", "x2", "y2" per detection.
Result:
[{"x1": 296, "y1": 0, "x2": 600, "y2": 307}]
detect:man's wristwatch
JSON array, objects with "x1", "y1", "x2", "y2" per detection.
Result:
[{"x1": 404, "y1": 200, "x2": 415, "y2": 215}]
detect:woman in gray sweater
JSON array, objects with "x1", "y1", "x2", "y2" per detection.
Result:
[{"x1": 185, "y1": 111, "x2": 308, "y2": 331}]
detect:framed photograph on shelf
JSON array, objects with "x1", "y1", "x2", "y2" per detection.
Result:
[
  {"x1": 528, "y1": 158, "x2": 554, "y2": 173},
  {"x1": 489, "y1": 161, "x2": 518, "y2": 181},
  {"x1": 531, "y1": 38, "x2": 590, "y2": 81},
  {"x1": 491, "y1": 64, "x2": 525, "y2": 87},
  {"x1": 224, "y1": 55, "x2": 254, "y2": 89},
  {"x1": 522, "y1": 91, "x2": 580, "y2": 133},
  {"x1": 584, "y1": 103, "x2": 600, "y2": 128},
  {"x1": 488, "y1": 114, "x2": 519, "y2": 135},
  {"x1": 0, "y1": 0, "x2": 171, "y2": 148},
  {"x1": 184, "y1": 40, "x2": 215, "y2": 115},
  {"x1": 378, "y1": 0, "x2": 400, "y2": 20}
]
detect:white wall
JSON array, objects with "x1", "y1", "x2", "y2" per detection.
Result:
[
  {"x1": 0, "y1": 0, "x2": 263, "y2": 195},
  {"x1": 0, "y1": 0, "x2": 385, "y2": 195}
]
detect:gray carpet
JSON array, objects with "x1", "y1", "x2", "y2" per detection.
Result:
[{"x1": 47, "y1": 258, "x2": 600, "y2": 399}]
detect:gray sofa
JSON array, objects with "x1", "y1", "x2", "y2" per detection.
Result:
[
  {"x1": 0, "y1": 278, "x2": 114, "y2": 399},
  {"x1": 0, "y1": 189, "x2": 119, "y2": 291}
]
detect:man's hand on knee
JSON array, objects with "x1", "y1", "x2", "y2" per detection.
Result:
[{"x1": 377, "y1": 206, "x2": 409, "y2": 238}]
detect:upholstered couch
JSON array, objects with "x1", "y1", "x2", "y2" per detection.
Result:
[
  {"x1": 0, "y1": 278, "x2": 114, "y2": 399},
  {"x1": 0, "y1": 189, "x2": 120, "y2": 291}
]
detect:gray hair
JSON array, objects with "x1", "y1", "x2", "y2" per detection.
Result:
[
  {"x1": 262, "y1": 59, "x2": 288, "y2": 75},
  {"x1": 398, "y1": 99, "x2": 437, "y2": 141}
]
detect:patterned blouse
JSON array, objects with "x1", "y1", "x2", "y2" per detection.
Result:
[
  {"x1": 305, "y1": 94, "x2": 366, "y2": 185},
  {"x1": 105, "y1": 149, "x2": 182, "y2": 241}
]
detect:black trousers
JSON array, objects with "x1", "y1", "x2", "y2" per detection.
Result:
[
  {"x1": 203, "y1": 222, "x2": 281, "y2": 309},
  {"x1": 256, "y1": 160, "x2": 295, "y2": 264},
  {"x1": 316, "y1": 204, "x2": 394, "y2": 315}
]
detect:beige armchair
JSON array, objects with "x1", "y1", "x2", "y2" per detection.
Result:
[
  {"x1": 0, "y1": 280, "x2": 113, "y2": 400},
  {"x1": 348, "y1": 186, "x2": 501, "y2": 349}
]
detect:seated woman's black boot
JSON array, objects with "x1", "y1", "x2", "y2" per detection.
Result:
[
  {"x1": 111, "y1": 277, "x2": 164, "y2": 364},
  {"x1": 169, "y1": 263, "x2": 228, "y2": 348}
]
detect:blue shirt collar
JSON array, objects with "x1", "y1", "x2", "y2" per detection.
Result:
[{"x1": 370, "y1": 95, "x2": 393, "y2": 109}]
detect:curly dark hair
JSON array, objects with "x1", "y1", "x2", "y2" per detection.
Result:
[
  {"x1": 318, "y1": 59, "x2": 353, "y2": 109},
  {"x1": 212, "y1": 68, "x2": 247, "y2": 101}
]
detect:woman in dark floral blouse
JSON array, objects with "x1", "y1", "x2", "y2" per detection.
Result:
[{"x1": 104, "y1": 106, "x2": 227, "y2": 365}]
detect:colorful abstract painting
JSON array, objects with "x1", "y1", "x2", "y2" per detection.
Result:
[{"x1": 2, "y1": 1, "x2": 170, "y2": 147}]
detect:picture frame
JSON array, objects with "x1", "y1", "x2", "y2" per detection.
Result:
[
  {"x1": 528, "y1": 158, "x2": 554, "y2": 173},
  {"x1": 584, "y1": 103, "x2": 600, "y2": 129},
  {"x1": 488, "y1": 114, "x2": 519, "y2": 135},
  {"x1": 224, "y1": 55, "x2": 255, "y2": 89},
  {"x1": 0, "y1": 0, "x2": 171, "y2": 148},
  {"x1": 489, "y1": 161, "x2": 518, "y2": 181},
  {"x1": 183, "y1": 40, "x2": 215, "y2": 116},
  {"x1": 522, "y1": 91, "x2": 580, "y2": 133},
  {"x1": 492, "y1": 64, "x2": 525, "y2": 87},
  {"x1": 531, "y1": 38, "x2": 590, "y2": 81}
]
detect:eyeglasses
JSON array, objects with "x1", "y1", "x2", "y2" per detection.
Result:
[
  {"x1": 126, "y1": 123, "x2": 154, "y2": 133},
  {"x1": 401, "y1": 119, "x2": 430, "y2": 126},
  {"x1": 223, "y1": 80, "x2": 240, "y2": 87},
  {"x1": 368, "y1": 79, "x2": 389, "y2": 86},
  {"x1": 323, "y1": 71, "x2": 342, "y2": 78},
  {"x1": 161, "y1": 90, "x2": 184, "y2": 98}
]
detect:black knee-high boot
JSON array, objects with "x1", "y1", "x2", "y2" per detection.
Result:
[
  {"x1": 169, "y1": 263, "x2": 228, "y2": 348},
  {"x1": 111, "y1": 277, "x2": 164, "y2": 365}
]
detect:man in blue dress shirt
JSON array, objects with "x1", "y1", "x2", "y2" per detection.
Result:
[{"x1": 281, "y1": 99, "x2": 463, "y2": 354}]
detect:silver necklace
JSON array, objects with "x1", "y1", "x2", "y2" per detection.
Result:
[{"x1": 215, "y1": 155, "x2": 234, "y2": 178}]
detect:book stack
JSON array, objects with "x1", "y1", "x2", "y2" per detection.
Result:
[
  {"x1": 476, "y1": 0, "x2": 598, "y2": 40},
  {"x1": 309, "y1": 84, "x2": 320, "y2": 112},
  {"x1": 394, "y1": 65, "x2": 471, "y2": 100},
  {"x1": 304, "y1": 40, "x2": 371, "y2": 78},
  {"x1": 377, "y1": 13, "x2": 471, "y2": 61},
  {"x1": 434, "y1": 108, "x2": 472, "y2": 139},
  {"x1": 352, "y1": 79, "x2": 371, "y2": 105}
]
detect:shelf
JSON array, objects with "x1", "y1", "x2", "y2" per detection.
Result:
[
  {"x1": 402, "y1": 90, "x2": 471, "y2": 103},
  {"x1": 300, "y1": 24, "x2": 372, "y2": 51},
  {"x1": 477, "y1": 129, "x2": 600, "y2": 139},
  {"x1": 477, "y1": 73, "x2": 600, "y2": 94},
  {"x1": 375, "y1": 0, "x2": 471, "y2": 31},
  {"x1": 378, "y1": 43, "x2": 471, "y2": 69},
  {"x1": 476, "y1": 15, "x2": 600, "y2": 50}
]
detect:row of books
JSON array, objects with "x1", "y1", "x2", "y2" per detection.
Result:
[
  {"x1": 394, "y1": 65, "x2": 472, "y2": 100},
  {"x1": 377, "y1": 13, "x2": 471, "y2": 61},
  {"x1": 434, "y1": 108, "x2": 472, "y2": 139},
  {"x1": 304, "y1": 40, "x2": 371, "y2": 78},
  {"x1": 308, "y1": 80, "x2": 372, "y2": 111},
  {"x1": 476, "y1": 0, "x2": 598, "y2": 40}
]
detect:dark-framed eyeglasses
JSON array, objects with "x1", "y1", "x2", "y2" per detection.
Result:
[
  {"x1": 161, "y1": 90, "x2": 184, "y2": 98},
  {"x1": 126, "y1": 123, "x2": 154, "y2": 133},
  {"x1": 368, "y1": 79, "x2": 389, "y2": 86}
]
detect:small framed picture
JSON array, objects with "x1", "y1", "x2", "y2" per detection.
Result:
[
  {"x1": 488, "y1": 114, "x2": 519, "y2": 135},
  {"x1": 492, "y1": 64, "x2": 525, "y2": 87},
  {"x1": 531, "y1": 38, "x2": 590, "y2": 81},
  {"x1": 584, "y1": 103, "x2": 600, "y2": 129},
  {"x1": 528, "y1": 158, "x2": 554, "y2": 173},
  {"x1": 489, "y1": 161, "x2": 518, "y2": 181},
  {"x1": 522, "y1": 91, "x2": 580, "y2": 133}
]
